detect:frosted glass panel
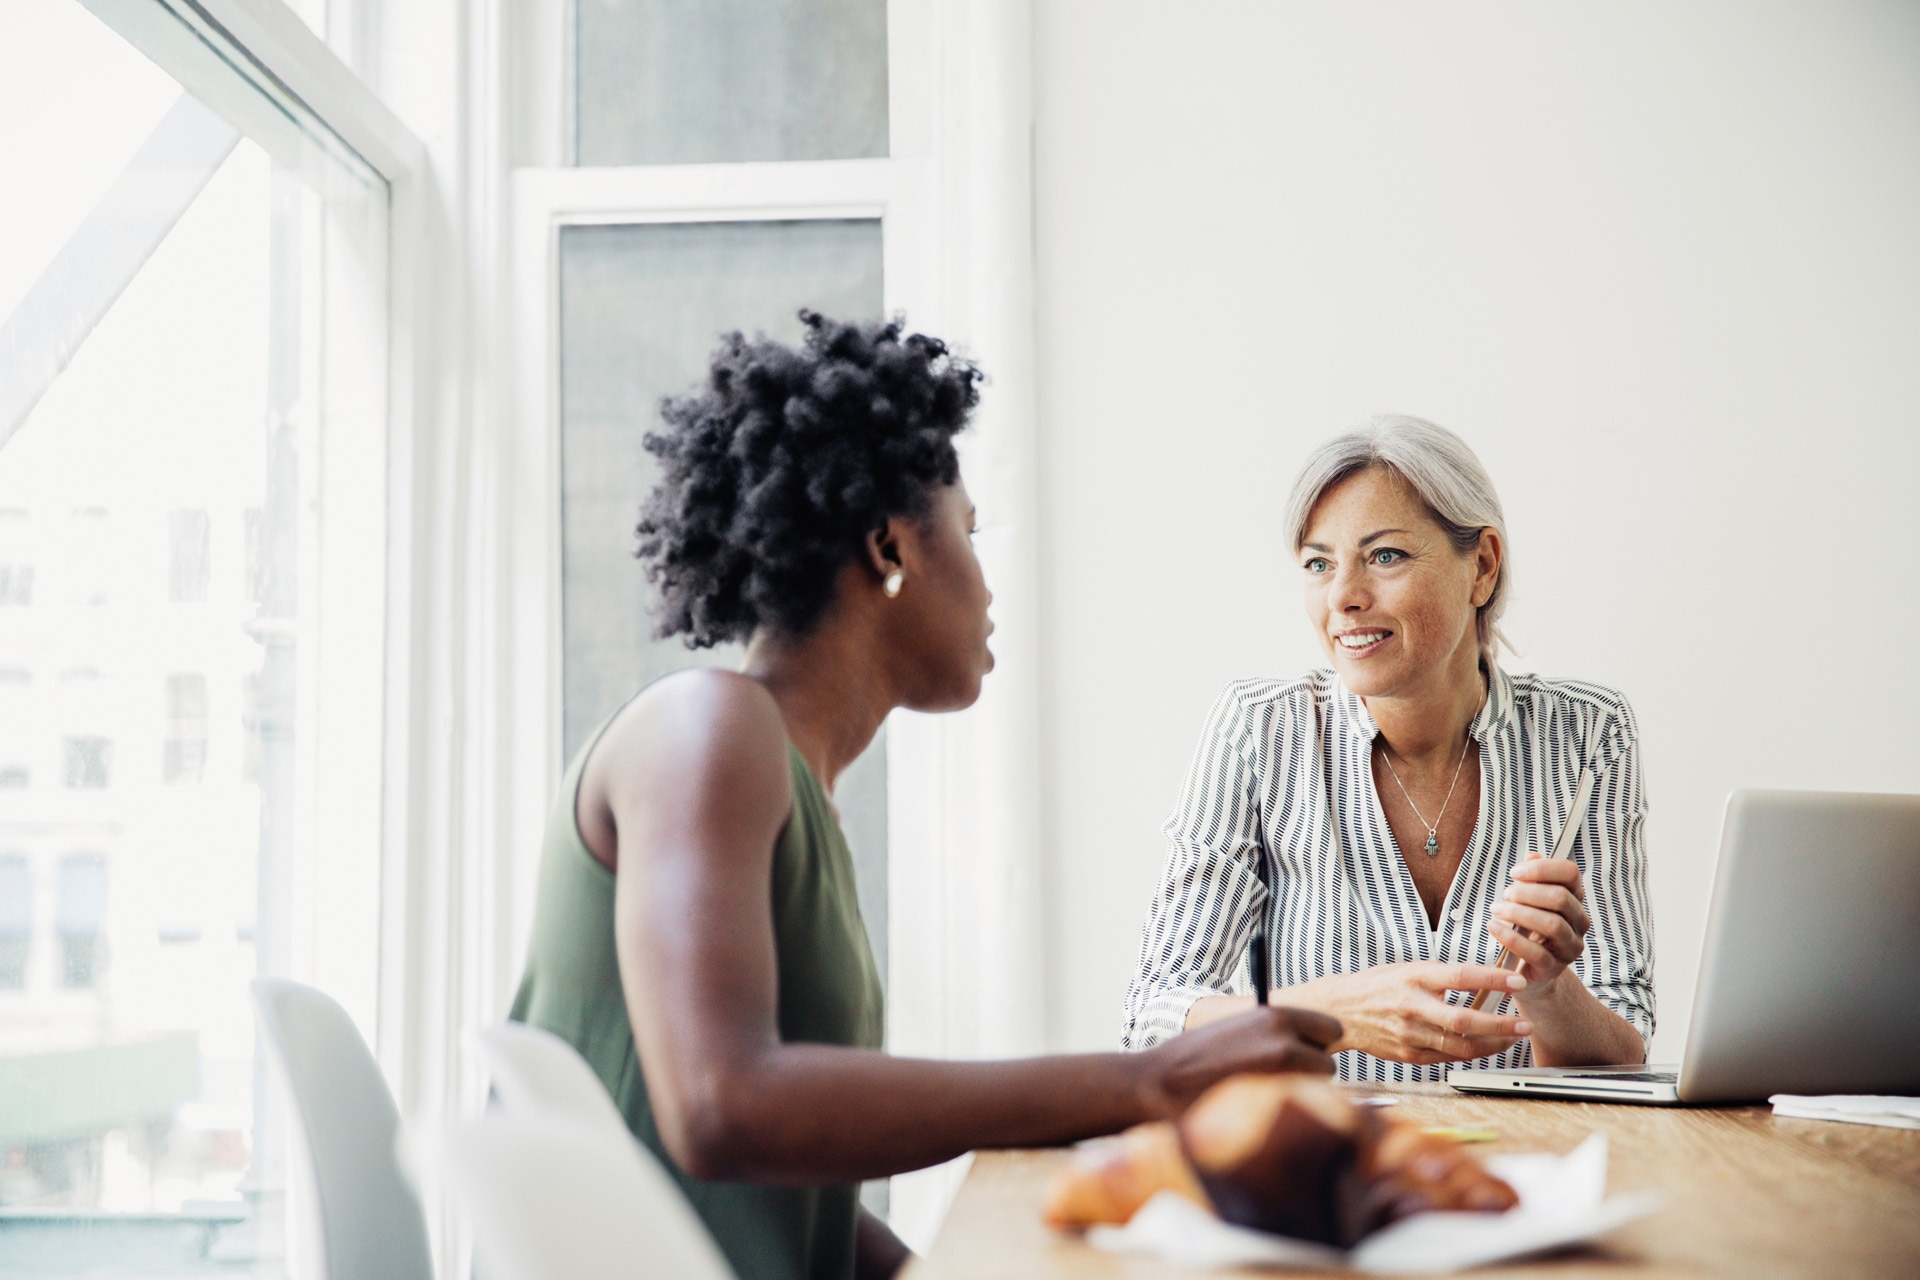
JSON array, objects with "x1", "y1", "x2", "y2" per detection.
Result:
[
  {"x1": 575, "y1": 0, "x2": 888, "y2": 164},
  {"x1": 557, "y1": 218, "x2": 887, "y2": 979}
]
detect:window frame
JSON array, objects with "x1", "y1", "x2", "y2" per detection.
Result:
[
  {"x1": 504, "y1": 2, "x2": 1046, "y2": 1254},
  {"x1": 25, "y1": 0, "x2": 445, "y2": 1267},
  {"x1": 75, "y1": 0, "x2": 426, "y2": 999},
  {"x1": 505, "y1": 156, "x2": 936, "y2": 982},
  {"x1": 39, "y1": 0, "x2": 1047, "y2": 1266}
]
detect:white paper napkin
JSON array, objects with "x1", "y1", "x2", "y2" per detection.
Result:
[
  {"x1": 1769, "y1": 1095, "x2": 1920, "y2": 1130},
  {"x1": 1086, "y1": 1134, "x2": 1661, "y2": 1274}
]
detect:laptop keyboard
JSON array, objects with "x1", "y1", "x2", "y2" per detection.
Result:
[{"x1": 1563, "y1": 1070, "x2": 1678, "y2": 1083}]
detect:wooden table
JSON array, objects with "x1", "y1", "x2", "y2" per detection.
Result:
[{"x1": 903, "y1": 1084, "x2": 1920, "y2": 1279}]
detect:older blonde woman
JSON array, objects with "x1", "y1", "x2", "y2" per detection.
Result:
[{"x1": 1123, "y1": 416, "x2": 1653, "y2": 1082}]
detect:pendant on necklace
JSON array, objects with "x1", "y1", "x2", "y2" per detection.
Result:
[{"x1": 1425, "y1": 832, "x2": 1440, "y2": 856}]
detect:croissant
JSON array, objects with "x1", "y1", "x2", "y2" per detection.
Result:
[
  {"x1": 1043, "y1": 1073, "x2": 1517, "y2": 1247},
  {"x1": 1179, "y1": 1073, "x2": 1365, "y2": 1244},
  {"x1": 1040, "y1": 1120, "x2": 1209, "y2": 1229},
  {"x1": 1350, "y1": 1118, "x2": 1522, "y2": 1223},
  {"x1": 1182, "y1": 1074, "x2": 1519, "y2": 1245}
]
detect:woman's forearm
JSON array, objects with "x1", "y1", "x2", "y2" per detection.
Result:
[
  {"x1": 658, "y1": 1006, "x2": 1337, "y2": 1184},
  {"x1": 1516, "y1": 973, "x2": 1646, "y2": 1067},
  {"x1": 679, "y1": 1045, "x2": 1161, "y2": 1183}
]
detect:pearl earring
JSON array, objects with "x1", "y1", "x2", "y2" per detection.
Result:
[{"x1": 883, "y1": 570, "x2": 904, "y2": 598}]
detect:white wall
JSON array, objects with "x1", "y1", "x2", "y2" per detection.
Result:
[{"x1": 1031, "y1": 1, "x2": 1920, "y2": 1061}]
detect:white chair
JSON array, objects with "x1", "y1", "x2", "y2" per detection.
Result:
[
  {"x1": 412, "y1": 1111, "x2": 737, "y2": 1280},
  {"x1": 471, "y1": 1021, "x2": 630, "y2": 1133},
  {"x1": 252, "y1": 977, "x2": 435, "y2": 1280},
  {"x1": 455, "y1": 1021, "x2": 736, "y2": 1279}
]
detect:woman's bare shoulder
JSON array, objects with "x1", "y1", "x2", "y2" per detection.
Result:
[{"x1": 588, "y1": 670, "x2": 794, "y2": 840}]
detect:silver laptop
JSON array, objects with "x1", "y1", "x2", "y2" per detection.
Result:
[{"x1": 1451, "y1": 789, "x2": 1920, "y2": 1105}]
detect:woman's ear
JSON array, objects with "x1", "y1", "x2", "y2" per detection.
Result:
[
  {"x1": 1471, "y1": 527, "x2": 1503, "y2": 608},
  {"x1": 864, "y1": 520, "x2": 905, "y2": 584}
]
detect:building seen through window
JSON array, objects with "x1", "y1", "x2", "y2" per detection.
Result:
[
  {"x1": 0, "y1": 0, "x2": 394, "y2": 1255},
  {"x1": 164, "y1": 672, "x2": 208, "y2": 784},
  {"x1": 0, "y1": 509, "x2": 31, "y2": 605},
  {"x1": 62, "y1": 507, "x2": 112, "y2": 605},
  {"x1": 241, "y1": 504, "x2": 264, "y2": 603},
  {"x1": 167, "y1": 508, "x2": 210, "y2": 603},
  {"x1": 0, "y1": 668, "x2": 30, "y2": 789},
  {"x1": 61, "y1": 736, "x2": 113, "y2": 789},
  {"x1": 0, "y1": 853, "x2": 30, "y2": 989},
  {"x1": 56, "y1": 851, "x2": 109, "y2": 988}
]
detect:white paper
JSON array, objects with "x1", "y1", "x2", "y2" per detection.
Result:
[
  {"x1": 1087, "y1": 1134, "x2": 1660, "y2": 1274},
  {"x1": 1770, "y1": 1094, "x2": 1920, "y2": 1130}
]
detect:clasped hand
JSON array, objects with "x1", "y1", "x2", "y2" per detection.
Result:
[
  {"x1": 1289, "y1": 962, "x2": 1531, "y2": 1065},
  {"x1": 1286, "y1": 855, "x2": 1591, "y2": 1064}
]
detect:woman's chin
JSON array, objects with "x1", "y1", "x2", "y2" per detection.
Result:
[
  {"x1": 910, "y1": 669, "x2": 989, "y2": 714},
  {"x1": 1330, "y1": 655, "x2": 1405, "y2": 698}
]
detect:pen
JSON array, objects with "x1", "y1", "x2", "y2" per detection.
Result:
[
  {"x1": 1250, "y1": 930, "x2": 1269, "y2": 1007},
  {"x1": 1468, "y1": 764, "x2": 1598, "y2": 1012}
]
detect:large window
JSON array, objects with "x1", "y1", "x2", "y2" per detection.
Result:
[
  {"x1": 575, "y1": 0, "x2": 888, "y2": 165},
  {"x1": 509, "y1": 0, "x2": 906, "y2": 1226},
  {"x1": 0, "y1": 0, "x2": 390, "y2": 1270},
  {"x1": 556, "y1": 215, "x2": 890, "y2": 985}
]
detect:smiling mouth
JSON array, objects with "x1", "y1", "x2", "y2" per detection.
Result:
[{"x1": 1334, "y1": 629, "x2": 1393, "y2": 656}]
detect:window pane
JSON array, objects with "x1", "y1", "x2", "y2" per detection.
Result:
[
  {"x1": 0, "y1": 669, "x2": 32, "y2": 790},
  {"x1": 56, "y1": 852, "x2": 109, "y2": 988},
  {"x1": 0, "y1": 509, "x2": 32, "y2": 605},
  {"x1": 164, "y1": 672, "x2": 209, "y2": 785},
  {"x1": 0, "y1": 853, "x2": 30, "y2": 989},
  {"x1": 60, "y1": 736, "x2": 114, "y2": 789},
  {"x1": 0, "y1": 1, "x2": 390, "y2": 1269},
  {"x1": 575, "y1": 0, "x2": 888, "y2": 164},
  {"x1": 167, "y1": 508, "x2": 210, "y2": 603},
  {"x1": 556, "y1": 217, "x2": 890, "y2": 987}
]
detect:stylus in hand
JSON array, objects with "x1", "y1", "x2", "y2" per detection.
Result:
[{"x1": 1469, "y1": 766, "x2": 1598, "y2": 1012}]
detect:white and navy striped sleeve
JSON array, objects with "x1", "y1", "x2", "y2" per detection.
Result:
[
  {"x1": 1569, "y1": 699, "x2": 1656, "y2": 1049},
  {"x1": 1121, "y1": 684, "x2": 1272, "y2": 1050}
]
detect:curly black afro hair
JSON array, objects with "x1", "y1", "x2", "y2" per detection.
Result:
[{"x1": 635, "y1": 311, "x2": 983, "y2": 648}]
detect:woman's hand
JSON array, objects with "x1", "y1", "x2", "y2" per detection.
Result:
[
  {"x1": 1277, "y1": 963, "x2": 1532, "y2": 1065},
  {"x1": 1489, "y1": 852, "x2": 1591, "y2": 999},
  {"x1": 1146, "y1": 1006, "x2": 1342, "y2": 1115}
]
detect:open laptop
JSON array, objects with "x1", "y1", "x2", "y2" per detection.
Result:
[{"x1": 1450, "y1": 789, "x2": 1920, "y2": 1105}]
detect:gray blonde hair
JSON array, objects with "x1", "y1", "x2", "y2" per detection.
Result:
[{"x1": 1282, "y1": 415, "x2": 1512, "y2": 660}]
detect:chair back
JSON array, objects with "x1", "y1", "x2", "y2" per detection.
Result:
[
  {"x1": 472, "y1": 1022, "x2": 629, "y2": 1132},
  {"x1": 252, "y1": 977, "x2": 435, "y2": 1280},
  {"x1": 462, "y1": 1028, "x2": 733, "y2": 1280},
  {"x1": 419, "y1": 1114, "x2": 736, "y2": 1280}
]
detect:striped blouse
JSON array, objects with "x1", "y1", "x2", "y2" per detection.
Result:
[{"x1": 1121, "y1": 663, "x2": 1655, "y2": 1083}]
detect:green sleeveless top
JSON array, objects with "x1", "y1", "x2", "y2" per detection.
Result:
[{"x1": 508, "y1": 713, "x2": 885, "y2": 1280}]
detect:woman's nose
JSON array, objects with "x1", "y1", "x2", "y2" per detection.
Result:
[{"x1": 1328, "y1": 563, "x2": 1371, "y2": 612}]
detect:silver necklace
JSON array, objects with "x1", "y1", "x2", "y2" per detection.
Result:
[{"x1": 1378, "y1": 736, "x2": 1473, "y2": 857}]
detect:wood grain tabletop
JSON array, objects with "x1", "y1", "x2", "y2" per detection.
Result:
[{"x1": 902, "y1": 1083, "x2": 1920, "y2": 1279}]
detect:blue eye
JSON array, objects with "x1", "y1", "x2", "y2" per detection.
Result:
[
  {"x1": 1373, "y1": 548, "x2": 1404, "y2": 565},
  {"x1": 1305, "y1": 557, "x2": 1330, "y2": 574}
]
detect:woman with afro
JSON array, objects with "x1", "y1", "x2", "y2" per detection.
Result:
[{"x1": 509, "y1": 312, "x2": 1339, "y2": 1280}]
